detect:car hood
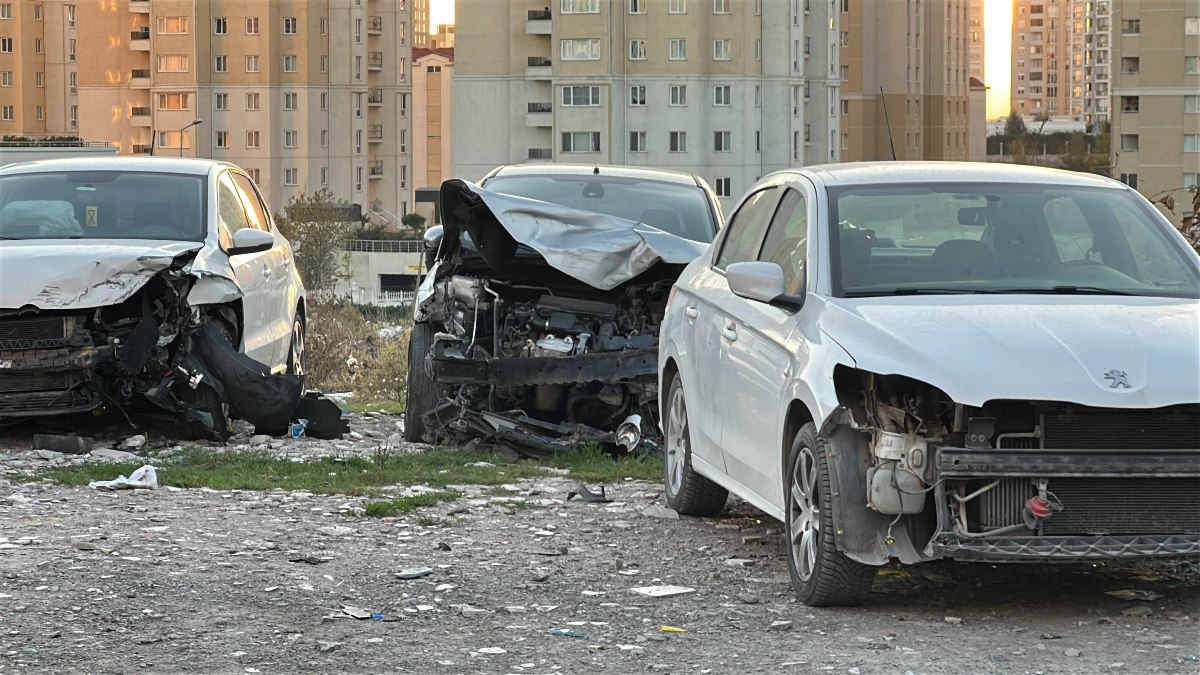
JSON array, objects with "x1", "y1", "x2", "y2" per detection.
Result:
[
  {"x1": 0, "y1": 239, "x2": 206, "y2": 310},
  {"x1": 820, "y1": 295, "x2": 1200, "y2": 409},
  {"x1": 439, "y1": 179, "x2": 709, "y2": 290}
]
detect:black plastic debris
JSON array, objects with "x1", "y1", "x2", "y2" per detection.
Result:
[
  {"x1": 293, "y1": 392, "x2": 349, "y2": 439},
  {"x1": 567, "y1": 484, "x2": 613, "y2": 503},
  {"x1": 32, "y1": 434, "x2": 93, "y2": 455},
  {"x1": 187, "y1": 321, "x2": 302, "y2": 434}
]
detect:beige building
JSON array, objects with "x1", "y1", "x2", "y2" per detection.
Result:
[
  {"x1": 2, "y1": 0, "x2": 413, "y2": 220},
  {"x1": 1110, "y1": 0, "x2": 1200, "y2": 200},
  {"x1": 0, "y1": 1, "x2": 80, "y2": 137},
  {"x1": 1010, "y1": 0, "x2": 1111, "y2": 128},
  {"x1": 412, "y1": 0, "x2": 431, "y2": 47},
  {"x1": 838, "y1": 0, "x2": 977, "y2": 162},
  {"x1": 453, "y1": 0, "x2": 841, "y2": 208},
  {"x1": 968, "y1": 0, "x2": 985, "y2": 85},
  {"x1": 412, "y1": 47, "x2": 454, "y2": 210},
  {"x1": 432, "y1": 23, "x2": 455, "y2": 48}
]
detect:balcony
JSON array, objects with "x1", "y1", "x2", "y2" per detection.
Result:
[
  {"x1": 526, "y1": 9, "x2": 552, "y2": 35},
  {"x1": 368, "y1": 89, "x2": 383, "y2": 106},
  {"x1": 526, "y1": 56, "x2": 552, "y2": 79},
  {"x1": 130, "y1": 28, "x2": 150, "y2": 50},
  {"x1": 130, "y1": 69, "x2": 151, "y2": 87},
  {"x1": 367, "y1": 52, "x2": 383, "y2": 71},
  {"x1": 130, "y1": 107, "x2": 152, "y2": 126},
  {"x1": 527, "y1": 148, "x2": 552, "y2": 160},
  {"x1": 129, "y1": 0, "x2": 150, "y2": 13},
  {"x1": 526, "y1": 102, "x2": 552, "y2": 127},
  {"x1": 368, "y1": 16, "x2": 383, "y2": 34},
  {"x1": 368, "y1": 160, "x2": 384, "y2": 178},
  {"x1": 367, "y1": 125, "x2": 383, "y2": 142},
  {"x1": 132, "y1": 144, "x2": 153, "y2": 154}
]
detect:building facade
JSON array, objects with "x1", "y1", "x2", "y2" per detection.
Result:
[
  {"x1": 432, "y1": 23, "x2": 456, "y2": 48},
  {"x1": 838, "y1": 0, "x2": 978, "y2": 162},
  {"x1": 412, "y1": 47, "x2": 454, "y2": 212},
  {"x1": 1110, "y1": 0, "x2": 1200, "y2": 201},
  {"x1": 1, "y1": 0, "x2": 413, "y2": 220},
  {"x1": 412, "y1": 0, "x2": 431, "y2": 47},
  {"x1": 453, "y1": 0, "x2": 840, "y2": 208},
  {"x1": 1009, "y1": 0, "x2": 1111, "y2": 128},
  {"x1": 0, "y1": 1, "x2": 79, "y2": 138}
]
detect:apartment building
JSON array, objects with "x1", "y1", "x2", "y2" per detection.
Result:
[
  {"x1": 2, "y1": 0, "x2": 413, "y2": 220},
  {"x1": 1009, "y1": 0, "x2": 1111, "y2": 128},
  {"x1": 968, "y1": 0, "x2": 984, "y2": 84},
  {"x1": 1110, "y1": 0, "x2": 1200, "y2": 201},
  {"x1": 413, "y1": 47, "x2": 454, "y2": 203},
  {"x1": 453, "y1": 0, "x2": 840, "y2": 208},
  {"x1": 838, "y1": 0, "x2": 977, "y2": 162},
  {"x1": 0, "y1": 1, "x2": 79, "y2": 137},
  {"x1": 432, "y1": 23, "x2": 456, "y2": 48},
  {"x1": 412, "y1": 0, "x2": 430, "y2": 47}
]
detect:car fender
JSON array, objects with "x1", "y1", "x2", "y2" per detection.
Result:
[{"x1": 186, "y1": 274, "x2": 243, "y2": 305}]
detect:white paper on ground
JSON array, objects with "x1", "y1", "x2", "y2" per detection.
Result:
[{"x1": 88, "y1": 465, "x2": 159, "y2": 490}]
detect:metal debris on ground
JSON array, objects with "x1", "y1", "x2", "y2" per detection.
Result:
[
  {"x1": 340, "y1": 605, "x2": 373, "y2": 620},
  {"x1": 630, "y1": 585, "x2": 695, "y2": 597},
  {"x1": 567, "y1": 484, "x2": 613, "y2": 503},
  {"x1": 395, "y1": 567, "x2": 434, "y2": 579},
  {"x1": 1105, "y1": 589, "x2": 1162, "y2": 602}
]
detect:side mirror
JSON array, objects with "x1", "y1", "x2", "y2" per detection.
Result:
[
  {"x1": 422, "y1": 224, "x2": 445, "y2": 253},
  {"x1": 727, "y1": 261, "x2": 788, "y2": 304},
  {"x1": 228, "y1": 228, "x2": 275, "y2": 256}
]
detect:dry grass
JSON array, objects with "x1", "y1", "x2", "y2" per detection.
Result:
[{"x1": 305, "y1": 301, "x2": 411, "y2": 407}]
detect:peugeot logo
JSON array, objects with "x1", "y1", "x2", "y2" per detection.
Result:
[{"x1": 1103, "y1": 369, "x2": 1131, "y2": 389}]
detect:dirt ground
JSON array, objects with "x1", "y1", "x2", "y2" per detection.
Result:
[{"x1": 1, "y1": 413, "x2": 1197, "y2": 675}]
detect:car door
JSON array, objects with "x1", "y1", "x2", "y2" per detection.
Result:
[
  {"x1": 230, "y1": 171, "x2": 290, "y2": 369},
  {"x1": 215, "y1": 171, "x2": 276, "y2": 366},
  {"x1": 685, "y1": 186, "x2": 781, "y2": 473},
  {"x1": 713, "y1": 187, "x2": 812, "y2": 506}
]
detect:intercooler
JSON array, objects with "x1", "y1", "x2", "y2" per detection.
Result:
[
  {"x1": 0, "y1": 372, "x2": 72, "y2": 393},
  {"x1": 0, "y1": 315, "x2": 71, "y2": 349},
  {"x1": 979, "y1": 477, "x2": 1200, "y2": 535}
]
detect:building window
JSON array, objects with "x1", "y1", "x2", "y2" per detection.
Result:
[
  {"x1": 561, "y1": 0, "x2": 600, "y2": 13},
  {"x1": 1186, "y1": 57, "x2": 1200, "y2": 74},
  {"x1": 713, "y1": 39, "x2": 731, "y2": 60},
  {"x1": 669, "y1": 84, "x2": 687, "y2": 106},
  {"x1": 0, "y1": 4, "x2": 10, "y2": 19},
  {"x1": 158, "y1": 93, "x2": 190, "y2": 110},
  {"x1": 561, "y1": 38, "x2": 601, "y2": 60},
  {"x1": 669, "y1": 0, "x2": 686, "y2": 13},
  {"x1": 215, "y1": 131, "x2": 229, "y2": 148},
  {"x1": 320, "y1": 18, "x2": 327, "y2": 35},
  {"x1": 841, "y1": 31, "x2": 849, "y2": 47},
  {"x1": 320, "y1": 167, "x2": 328, "y2": 185},
  {"x1": 284, "y1": 92, "x2": 298, "y2": 110},
  {"x1": 284, "y1": 168, "x2": 298, "y2": 186},
  {"x1": 629, "y1": 39, "x2": 646, "y2": 60},
  {"x1": 714, "y1": 130, "x2": 731, "y2": 152},
  {"x1": 355, "y1": 18, "x2": 362, "y2": 42},
  {"x1": 35, "y1": 38, "x2": 42, "y2": 53},
  {"x1": 283, "y1": 55, "x2": 298, "y2": 72},
  {"x1": 629, "y1": 0, "x2": 645, "y2": 13},
  {"x1": 284, "y1": 17, "x2": 298, "y2": 35},
  {"x1": 1185, "y1": 135, "x2": 1200, "y2": 152},
  {"x1": 36, "y1": 105, "x2": 43, "y2": 121},
  {"x1": 355, "y1": 130, "x2": 362, "y2": 153},
  {"x1": 562, "y1": 85, "x2": 600, "y2": 106},
  {"x1": 0, "y1": 105, "x2": 12, "y2": 121},
  {"x1": 1186, "y1": 95, "x2": 1200, "y2": 113},
  {"x1": 245, "y1": 55, "x2": 260, "y2": 73},
  {"x1": 714, "y1": 85, "x2": 730, "y2": 105},
  {"x1": 320, "y1": 55, "x2": 328, "y2": 73},
  {"x1": 1184, "y1": 173, "x2": 1199, "y2": 188},
  {"x1": 65, "y1": 4, "x2": 74, "y2": 27},
  {"x1": 284, "y1": 130, "x2": 298, "y2": 148},
  {"x1": 669, "y1": 131, "x2": 687, "y2": 152},
  {"x1": 356, "y1": 167, "x2": 362, "y2": 192},
  {"x1": 0, "y1": 37, "x2": 12, "y2": 53},
  {"x1": 158, "y1": 131, "x2": 188, "y2": 148},
  {"x1": 1121, "y1": 57, "x2": 1139, "y2": 74},
  {"x1": 754, "y1": 39, "x2": 761, "y2": 61},
  {"x1": 841, "y1": 99, "x2": 849, "y2": 115},
  {"x1": 36, "y1": 72, "x2": 43, "y2": 87},
  {"x1": 1120, "y1": 134, "x2": 1139, "y2": 152},
  {"x1": 34, "y1": 4, "x2": 41, "y2": 19},
  {"x1": 400, "y1": 128, "x2": 407, "y2": 153},
  {"x1": 246, "y1": 17, "x2": 259, "y2": 35},
  {"x1": 248, "y1": 169, "x2": 260, "y2": 184},
  {"x1": 754, "y1": 130, "x2": 760, "y2": 152},
  {"x1": 1121, "y1": 96, "x2": 1139, "y2": 113},
  {"x1": 214, "y1": 54, "x2": 232, "y2": 73},
  {"x1": 0, "y1": 71, "x2": 10, "y2": 87},
  {"x1": 68, "y1": 39, "x2": 76, "y2": 61},
  {"x1": 215, "y1": 93, "x2": 229, "y2": 110},
  {"x1": 320, "y1": 93, "x2": 327, "y2": 110},
  {"x1": 1119, "y1": 173, "x2": 1137, "y2": 189},
  {"x1": 561, "y1": 131, "x2": 601, "y2": 152},
  {"x1": 630, "y1": 85, "x2": 646, "y2": 105},
  {"x1": 246, "y1": 92, "x2": 260, "y2": 110},
  {"x1": 629, "y1": 131, "x2": 647, "y2": 152},
  {"x1": 841, "y1": 65, "x2": 850, "y2": 80},
  {"x1": 714, "y1": 177, "x2": 731, "y2": 198},
  {"x1": 246, "y1": 130, "x2": 260, "y2": 148},
  {"x1": 1120, "y1": 19, "x2": 1139, "y2": 35},
  {"x1": 321, "y1": 130, "x2": 328, "y2": 148},
  {"x1": 69, "y1": 105, "x2": 77, "y2": 128},
  {"x1": 157, "y1": 17, "x2": 189, "y2": 34},
  {"x1": 214, "y1": 17, "x2": 227, "y2": 35},
  {"x1": 669, "y1": 38, "x2": 687, "y2": 60},
  {"x1": 1186, "y1": 17, "x2": 1200, "y2": 35},
  {"x1": 713, "y1": 0, "x2": 730, "y2": 13},
  {"x1": 157, "y1": 55, "x2": 189, "y2": 72}
]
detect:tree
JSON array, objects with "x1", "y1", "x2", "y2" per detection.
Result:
[
  {"x1": 401, "y1": 212, "x2": 428, "y2": 232},
  {"x1": 1033, "y1": 111, "x2": 1051, "y2": 135},
  {"x1": 275, "y1": 189, "x2": 353, "y2": 295},
  {"x1": 1003, "y1": 110, "x2": 1029, "y2": 138}
]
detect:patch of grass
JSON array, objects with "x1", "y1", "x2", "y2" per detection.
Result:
[
  {"x1": 343, "y1": 399, "x2": 405, "y2": 414},
  {"x1": 364, "y1": 490, "x2": 461, "y2": 517},
  {"x1": 540, "y1": 444, "x2": 664, "y2": 483}
]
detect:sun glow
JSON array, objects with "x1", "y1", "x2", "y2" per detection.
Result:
[{"x1": 983, "y1": 0, "x2": 1013, "y2": 120}]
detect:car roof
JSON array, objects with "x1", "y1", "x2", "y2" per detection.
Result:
[
  {"x1": 488, "y1": 163, "x2": 702, "y2": 187},
  {"x1": 0, "y1": 156, "x2": 239, "y2": 177},
  {"x1": 787, "y1": 161, "x2": 1125, "y2": 190}
]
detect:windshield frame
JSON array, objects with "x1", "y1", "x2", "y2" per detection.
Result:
[{"x1": 826, "y1": 181, "x2": 1200, "y2": 300}]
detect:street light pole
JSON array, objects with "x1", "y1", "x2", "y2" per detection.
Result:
[{"x1": 179, "y1": 119, "x2": 203, "y2": 157}]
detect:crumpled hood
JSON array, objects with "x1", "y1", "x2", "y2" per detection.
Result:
[
  {"x1": 820, "y1": 296, "x2": 1200, "y2": 409},
  {"x1": 0, "y1": 239, "x2": 204, "y2": 310},
  {"x1": 439, "y1": 179, "x2": 709, "y2": 290}
]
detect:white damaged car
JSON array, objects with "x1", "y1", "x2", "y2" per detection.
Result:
[
  {"x1": 0, "y1": 158, "x2": 306, "y2": 438},
  {"x1": 659, "y1": 162, "x2": 1200, "y2": 606}
]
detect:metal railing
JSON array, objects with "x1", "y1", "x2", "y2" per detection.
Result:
[
  {"x1": 368, "y1": 160, "x2": 384, "y2": 176},
  {"x1": 528, "y1": 148, "x2": 552, "y2": 159},
  {"x1": 367, "y1": 124, "x2": 383, "y2": 140},
  {"x1": 130, "y1": 106, "x2": 151, "y2": 116},
  {"x1": 367, "y1": 52, "x2": 383, "y2": 69},
  {"x1": 131, "y1": 29, "x2": 150, "y2": 40},
  {"x1": 368, "y1": 89, "x2": 384, "y2": 104},
  {"x1": 131, "y1": 69, "x2": 150, "y2": 79},
  {"x1": 0, "y1": 138, "x2": 111, "y2": 148},
  {"x1": 527, "y1": 56, "x2": 552, "y2": 67},
  {"x1": 368, "y1": 16, "x2": 383, "y2": 32},
  {"x1": 527, "y1": 102, "x2": 552, "y2": 113},
  {"x1": 528, "y1": 9, "x2": 551, "y2": 20},
  {"x1": 132, "y1": 144, "x2": 152, "y2": 154},
  {"x1": 345, "y1": 239, "x2": 424, "y2": 253}
]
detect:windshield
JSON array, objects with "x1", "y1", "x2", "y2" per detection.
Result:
[
  {"x1": 829, "y1": 183, "x2": 1200, "y2": 299},
  {"x1": 481, "y1": 173, "x2": 718, "y2": 243},
  {"x1": 0, "y1": 171, "x2": 206, "y2": 242}
]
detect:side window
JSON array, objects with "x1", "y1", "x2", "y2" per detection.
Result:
[
  {"x1": 757, "y1": 189, "x2": 808, "y2": 295},
  {"x1": 715, "y1": 187, "x2": 778, "y2": 269},
  {"x1": 231, "y1": 172, "x2": 271, "y2": 232},
  {"x1": 217, "y1": 172, "x2": 250, "y2": 248}
]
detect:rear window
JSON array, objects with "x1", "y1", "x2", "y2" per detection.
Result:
[{"x1": 0, "y1": 171, "x2": 206, "y2": 242}]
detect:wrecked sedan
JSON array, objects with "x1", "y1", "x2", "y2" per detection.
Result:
[
  {"x1": 406, "y1": 164, "x2": 722, "y2": 452},
  {"x1": 659, "y1": 162, "x2": 1200, "y2": 606},
  {"x1": 0, "y1": 158, "x2": 306, "y2": 438}
]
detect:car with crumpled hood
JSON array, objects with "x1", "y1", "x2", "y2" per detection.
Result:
[
  {"x1": 405, "y1": 164, "x2": 722, "y2": 453},
  {"x1": 0, "y1": 157, "x2": 306, "y2": 438}
]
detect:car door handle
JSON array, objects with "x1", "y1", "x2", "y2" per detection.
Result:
[
  {"x1": 262, "y1": 265, "x2": 271, "y2": 278},
  {"x1": 684, "y1": 306, "x2": 698, "y2": 319},
  {"x1": 721, "y1": 322, "x2": 737, "y2": 342}
]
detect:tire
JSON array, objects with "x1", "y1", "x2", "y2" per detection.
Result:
[
  {"x1": 403, "y1": 322, "x2": 438, "y2": 443},
  {"x1": 662, "y1": 375, "x2": 728, "y2": 516},
  {"x1": 785, "y1": 423, "x2": 876, "y2": 607},
  {"x1": 287, "y1": 314, "x2": 306, "y2": 377}
]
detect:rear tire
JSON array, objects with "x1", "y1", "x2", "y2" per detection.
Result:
[
  {"x1": 662, "y1": 375, "x2": 728, "y2": 517},
  {"x1": 785, "y1": 423, "x2": 875, "y2": 606},
  {"x1": 403, "y1": 322, "x2": 438, "y2": 443}
]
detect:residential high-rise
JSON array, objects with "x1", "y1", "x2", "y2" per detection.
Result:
[
  {"x1": 0, "y1": 1, "x2": 79, "y2": 137},
  {"x1": 413, "y1": 47, "x2": 454, "y2": 202},
  {"x1": 412, "y1": 0, "x2": 431, "y2": 47},
  {"x1": 453, "y1": 0, "x2": 840, "y2": 208},
  {"x1": 432, "y1": 23, "x2": 456, "y2": 48},
  {"x1": 1, "y1": 0, "x2": 413, "y2": 220},
  {"x1": 1110, "y1": 0, "x2": 1200, "y2": 199},
  {"x1": 838, "y1": 0, "x2": 977, "y2": 162},
  {"x1": 968, "y1": 0, "x2": 985, "y2": 84},
  {"x1": 1009, "y1": 0, "x2": 1111, "y2": 128}
]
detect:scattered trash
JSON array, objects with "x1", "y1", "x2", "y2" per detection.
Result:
[
  {"x1": 395, "y1": 567, "x2": 434, "y2": 579},
  {"x1": 317, "y1": 641, "x2": 343, "y2": 654},
  {"x1": 642, "y1": 505, "x2": 680, "y2": 520},
  {"x1": 769, "y1": 620, "x2": 793, "y2": 631},
  {"x1": 288, "y1": 554, "x2": 329, "y2": 565},
  {"x1": 944, "y1": 616, "x2": 964, "y2": 626},
  {"x1": 1105, "y1": 589, "x2": 1162, "y2": 602},
  {"x1": 630, "y1": 585, "x2": 695, "y2": 597},
  {"x1": 435, "y1": 584, "x2": 456, "y2": 592},
  {"x1": 119, "y1": 435, "x2": 147, "y2": 450},
  {"x1": 32, "y1": 434, "x2": 93, "y2": 455},
  {"x1": 549, "y1": 628, "x2": 587, "y2": 638},
  {"x1": 1122, "y1": 606, "x2": 1154, "y2": 618},
  {"x1": 292, "y1": 392, "x2": 350, "y2": 439},
  {"x1": 567, "y1": 484, "x2": 613, "y2": 503},
  {"x1": 341, "y1": 606, "x2": 373, "y2": 620},
  {"x1": 436, "y1": 542, "x2": 452, "y2": 551},
  {"x1": 88, "y1": 465, "x2": 158, "y2": 491},
  {"x1": 724, "y1": 558, "x2": 754, "y2": 568},
  {"x1": 477, "y1": 647, "x2": 507, "y2": 655},
  {"x1": 290, "y1": 419, "x2": 308, "y2": 439},
  {"x1": 1064, "y1": 648, "x2": 1082, "y2": 657},
  {"x1": 660, "y1": 625, "x2": 687, "y2": 633},
  {"x1": 1041, "y1": 633, "x2": 1062, "y2": 640}
]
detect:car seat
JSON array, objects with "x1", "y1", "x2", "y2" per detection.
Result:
[{"x1": 931, "y1": 239, "x2": 996, "y2": 281}]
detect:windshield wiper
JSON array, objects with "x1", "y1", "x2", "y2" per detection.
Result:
[
  {"x1": 843, "y1": 288, "x2": 1004, "y2": 297},
  {"x1": 993, "y1": 286, "x2": 1136, "y2": 296}
]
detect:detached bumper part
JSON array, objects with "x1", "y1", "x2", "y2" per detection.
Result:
[{"x1": 929, "y1": 533, "x2": 1200, "y2": 561}]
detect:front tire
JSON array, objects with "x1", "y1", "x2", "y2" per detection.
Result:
[
  {"x1": 403, "y1": 322, "x2": 438, "y2": 443},
  {"x1": 785, "y1": 423, "x2": 875, "y2": 607},
  {"x1": 287, "y1": 314, "x2": 306, "y2": 376},
  {"x1": 662, "y1": 375, "x2": 728, "y2": 516}
]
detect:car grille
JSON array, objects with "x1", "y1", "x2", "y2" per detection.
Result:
[
  {"x1": 1042, "y1": 405, "x2": 1200, "y2": 450},
  {"x1": 977, "y1": 477, "x2": 1200, "y2": 536},
  {"x1": 0, "y1": 372, "x2": 72, "y2": 393},
  {"x1": 0, "y1": 316, "x2": 70, "y2": 350},
  {"x1": 0, "y1": 389, "x2": 94, "y2": 413}
]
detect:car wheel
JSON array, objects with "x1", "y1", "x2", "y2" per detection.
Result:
[
  {"x1": 786, "y1": 423, "x2": 876, "y2": 607},
  {"x1": 663, "y1": 375, "x2": 728, "y2": 516},
  {"x1": 403, "y1": 322, "x2": 438, "y2": 443},
  {"x1": 287, "y1": 315, "x2": 306, "y2": 377}
]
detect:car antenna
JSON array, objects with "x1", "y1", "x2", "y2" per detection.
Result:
[
  {"x1": 880, "y1": 86, "x2": 898, "y2": 161},
  {"x1": 593, "y1": 165, "x2": 600, "y2": 175}
]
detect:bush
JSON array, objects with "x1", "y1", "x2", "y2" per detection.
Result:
[{"x1": 304, "y1": 301, "x2": 411, "y2": 407}]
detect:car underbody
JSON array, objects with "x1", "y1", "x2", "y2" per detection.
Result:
[{"x1": 830, "y1": 366, "x2": 1200, "y2": 564}]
